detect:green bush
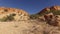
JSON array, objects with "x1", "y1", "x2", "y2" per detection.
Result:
[
  {"x1": 0, "y1": 14, "x2": 15, "y2": 22},
  {"x1": 30, "y1": 14, "x2": 40, "y2": 19},
  {"x1": 30, "y1": 10, "x2": 60, "y2": 19},
  {"x1": 6, "y1": 15, "x2": 14, "y2": 21},
  {"x1": 50, "y1": 10, "x2": 60, "y2": 15},
  {"x1": 39, "y1": 10, "x2": 60, "y2": 16},
  {"x1": 0, "y1": 17, "x2": 8, "y2": 22}
]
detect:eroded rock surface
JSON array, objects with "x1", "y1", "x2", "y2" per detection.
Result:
[
  {"x1": 0, "y1": 7, "x2": 29, "y2": 21},
  {"x1": 44, "y1": 13, "x2": 59, "y2": 26}
]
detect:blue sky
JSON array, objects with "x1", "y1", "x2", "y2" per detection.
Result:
[{"x1": 0, "y1": 0, "x2": 60, "y2": 14}]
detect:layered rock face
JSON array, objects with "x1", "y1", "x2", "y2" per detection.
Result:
[{"x1": 0, "y1": 7, "x2": 29, "y2": 21}]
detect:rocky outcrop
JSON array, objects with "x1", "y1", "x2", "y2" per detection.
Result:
[
  {"x1": 38, "y1": 6, "x2": 60, "y2": 14},
  {"x1": 39, "y1": 8, "x2": 50, "y2": 14},
  {"x1": 0, "y1": 7, "x2": 29, "y2": 21},
  {"x1": 50, "y1": 6, "x2": 60, "y2": 10},
  {"x1": 44, "y1": 13, "x2": 58, "y2": 26}
]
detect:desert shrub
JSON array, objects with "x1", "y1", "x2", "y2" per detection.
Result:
[
  {"x1": 30, "y1": 14, "x2": 40, "y2": 19},
  {"x1": 6, "y1": 14, "x2": 14, "y2": 21},
  {"x1": 45, "y1": 10, "x2": 60, "y2": 15},
  {"x1": 51, "y1": 10, "x2": 60, "y2": 15},
  {"x1": 0, "y1": 14, "x2": 15, "y2": 22},
  {"x1": 39, "y1": 10, "x2": 60, "y2": 16},
  {"x1": 30, "y1": 15, "x2": 36, "y2": 19},
  {"x1": 30, "y1": 10, "x2": 60, "y2": 19},
  {"x1": 0, "y1": 17, "x2": 8, "y2": 22}
]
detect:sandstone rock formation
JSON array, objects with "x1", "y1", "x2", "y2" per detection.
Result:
[
  {"x1": 0, "y1": 7, "x2": 29, "y2": 21},
  {"x1": 50, "y1": 6, "x2": 60, "y2": 10},
  {"x1": 36, "y1": 5, "x2": 60, "y2": 26},
  {"x1": 38, "y1": 6, "x2": 60, "y2": 14}
]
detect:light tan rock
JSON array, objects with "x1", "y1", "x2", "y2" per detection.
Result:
[{"x1": 0, "y1": 7, "x2": 29, "y2": 21}]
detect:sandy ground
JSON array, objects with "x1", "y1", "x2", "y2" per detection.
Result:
[
  {"x1": 0, "y1": 20, "x2": 41, "y2": 34},
  {"x1": 0, "y1": 20, "x2": 60, "y2": 34}
]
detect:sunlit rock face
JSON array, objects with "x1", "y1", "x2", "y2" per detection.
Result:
[
  {"x1": 0, "y1": 7, "x2": 29, "y2": 21},
  {"x1": 50, "y1": 6, "x2": 60, "y2": 10},
  {"x1": 38, "y1": 6, "x2": 60, "y2": 14}
]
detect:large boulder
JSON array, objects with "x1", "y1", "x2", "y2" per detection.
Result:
[{"x1": 44, "y1": 13, "x2": 58, "y2": 26}]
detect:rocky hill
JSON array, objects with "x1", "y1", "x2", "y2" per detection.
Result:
[
  {"x1": 29, "y1": 6, "x2": 60, "y2": 34},
  {"x1": 0, "y1": 7, "x2": 29, "y2": 21},
  {"x1": 38, "y1": 6, "x2": 60, "y2": 15}
]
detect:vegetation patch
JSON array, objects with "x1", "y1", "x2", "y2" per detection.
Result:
[{"x1": 0, "y1": 14, "x2": 15, "y2": 22}]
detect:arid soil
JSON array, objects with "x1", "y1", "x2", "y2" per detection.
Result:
[{"x1": 0, "y1": 19, "x2": 60, "y2": 34}]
